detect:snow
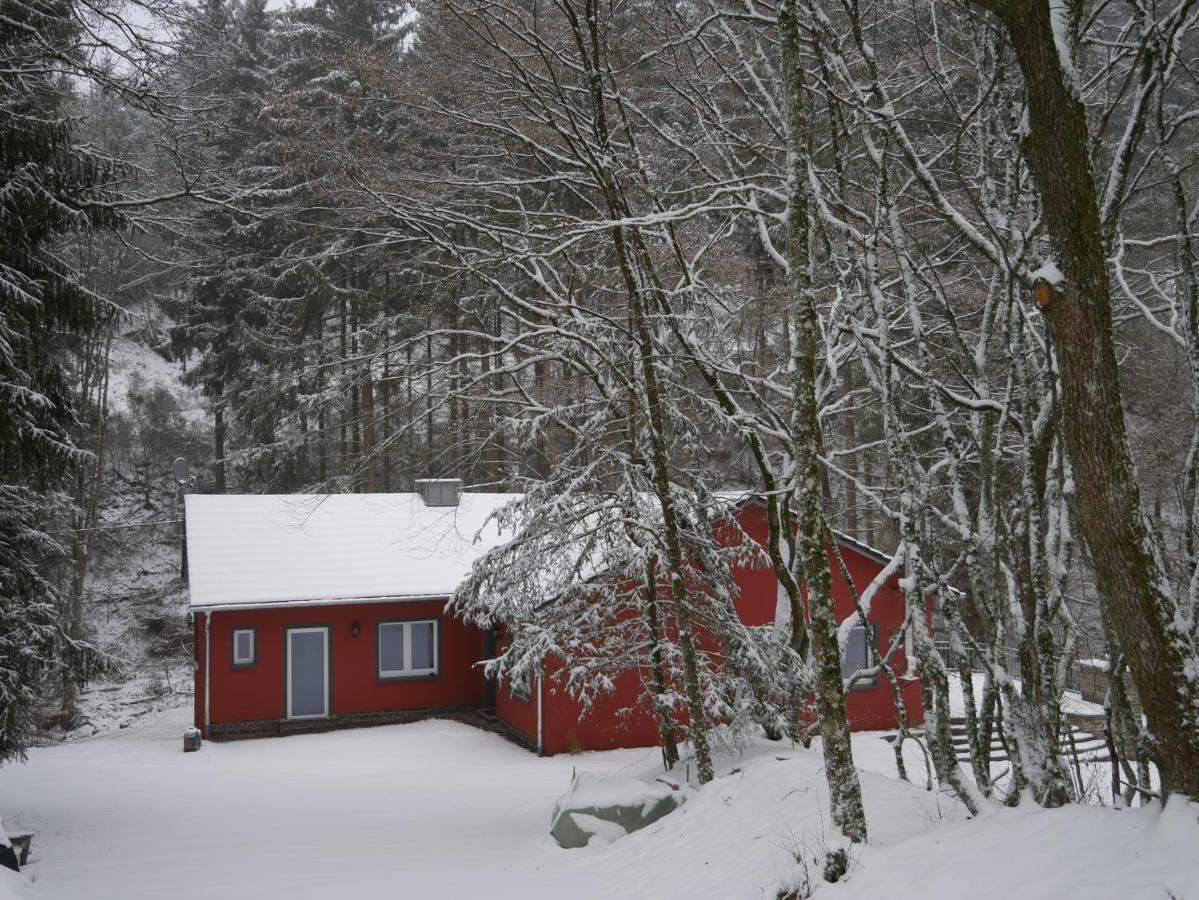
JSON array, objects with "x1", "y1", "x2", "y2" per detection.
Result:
[
  {"x1": 825, "y1": 797, "x2": 1199, "y2": 900},
  {"x1": 0, "y1": 707, "x2": 956, "y2": 899},
  {"x1": 185, "y1": 492, "x2": 523, "y2": 608},
  {"x1": 0, "y1": 818, "x2": 30, "y2": 900},
  {"x1": 1030, "y1": 261, "x2": 1065, "y2": 287},
  {"x1": 1049, "y1": 0, "x2": 1076, "y2": 85},
  {"x1": 556, "y1": 773, "x2": 677, "y2": 817},
  {"x1": 1, "y1": 709, "x2": 1193, "y2": 899},
  {"x1": 106, "y1": 336, "x2": 205, "y2": 424},
  {"x1": 948, "y1": 672, "x2": 1104, "y2": 718},
  {"x1": 564, "y1": 813, "x2": 629, "y2": 845},
  {"x1": 0, "y1": 869, "x2": 32, "y2": 900},
  {"x1": 36, "y1": 468, "x2": 195, "y2": 745}
]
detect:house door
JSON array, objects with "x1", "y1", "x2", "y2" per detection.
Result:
[{"x1": 286, "y1": 627, "x2": 329, "y2": 719}]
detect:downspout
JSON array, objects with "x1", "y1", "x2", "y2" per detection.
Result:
[
  {"x1": 204, "y1": 611, "x2": 212, "y2": 737},
  {"x1": 536, "y1": 670, "x2": 544, "y2": 756}
]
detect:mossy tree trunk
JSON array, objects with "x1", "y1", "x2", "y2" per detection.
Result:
[
  {"x1": 779, "y1": 0, "x2": 867, "y2": 842},
  {"x1": 973, "y1": 0, "x2": 1199, "y2": 801}
]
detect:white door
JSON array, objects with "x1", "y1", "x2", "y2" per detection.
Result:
[{"x1": 287, "y1": 627, "x2": 329, "y2": 719}]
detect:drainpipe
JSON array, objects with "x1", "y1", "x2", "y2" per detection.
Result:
[
  {"x1": 536, "y1": 670, "x2": 544, "y2": 756},
  {"x1": 204, "y1": 611, "x2": 212, "y2": 737}
]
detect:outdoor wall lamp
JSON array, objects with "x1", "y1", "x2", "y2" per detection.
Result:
[{"x1": 351, "y1": 622, "x2": 361, "y2": 638}]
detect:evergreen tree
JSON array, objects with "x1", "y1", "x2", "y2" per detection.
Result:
[
  {"x1": 0, "y1": 0, "x2": 117, "y2": 761},
  {"x1": 167, "y1": 0, "x2": 282, "y2": 492}
]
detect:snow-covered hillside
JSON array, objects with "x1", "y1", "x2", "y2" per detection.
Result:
[
  {"x1": 38, "y1": 335, "x2": 207, "y2": 743},
  {"x1": 105, "y1": 334, "x2": 205, "y2": 423}
]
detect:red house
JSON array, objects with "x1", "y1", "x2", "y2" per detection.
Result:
[{"x1": 188, "y1": 482, "x2": 922, "y2": 752}]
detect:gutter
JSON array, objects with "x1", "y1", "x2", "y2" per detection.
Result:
[
  {"x1": 203, "y1": 611, "x2": 211, "y2": 737},
  {"x1": 190, "y1": 593, "x2": 451, "y2": 614},
  {"x1": 536, "y1": 670, "x2": 544, "y2": 756}
]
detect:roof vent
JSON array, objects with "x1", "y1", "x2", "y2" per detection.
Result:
[{"x1": 415, "y1": 478, "x2": 463, "y2": 507}]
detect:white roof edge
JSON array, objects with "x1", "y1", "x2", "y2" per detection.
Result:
[{"x1": 191, "y1": 593, "x2": 452, "y2": 613}]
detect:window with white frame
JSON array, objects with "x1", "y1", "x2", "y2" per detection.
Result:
[
  {"x1": 378, "y1": 619, "x2": 439, "y2": 680},
  {"x1": 841, "y1": 623, "x2": 877, "y2": 688},
  {"x1": 232, "y1": 627, "x2": 257, "y2": 667}
]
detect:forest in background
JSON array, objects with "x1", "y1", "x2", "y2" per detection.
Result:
[{"x1": 4, "y1": 0, "x2": 1199, "y2": 858}]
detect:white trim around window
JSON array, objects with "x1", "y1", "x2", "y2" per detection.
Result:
[
  {"x1": 377, "y1": 619, "x2": 440, "y2": 681},
  {"x1": 231, "y1": 627, "x2": 257, "y2": 668}
]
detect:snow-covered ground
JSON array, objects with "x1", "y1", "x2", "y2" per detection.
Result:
[
  {"x1": 2, "y1": 709, "x2": 1195, "y2": 899},
  {"x1": 827, "y1": 796, "x2": 1199, "y2": 900}
]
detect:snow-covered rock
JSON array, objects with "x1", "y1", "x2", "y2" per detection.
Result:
[{"x1": 550, "y1": 772, "x2": 682, "y2": 848}]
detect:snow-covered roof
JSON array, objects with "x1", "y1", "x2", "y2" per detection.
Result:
[{"x1": 185, "y1": 493, "x2": 521, "y2": 609}]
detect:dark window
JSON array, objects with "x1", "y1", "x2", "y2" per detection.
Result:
[
  {"x1": 842, "y1": 624, "x2": 877, "y2": 688},
  {"x1": 509, "y1": 668, "x2": 531, "y2": 703}
]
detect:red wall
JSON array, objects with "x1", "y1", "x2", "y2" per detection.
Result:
[
  {"x1": 540, "y1": 667, "x2": 663, "y2": 756},
  {"x1": 493, "y1": 629, "x2": 538, "y2": 745},
  {"x1": 730, "y1": 503, "x2": 923, "y2": 732},
  {"x1": 195, "y1": 599, "x2": 485, "y2": 734},
  {"x1": 494, "y1": 673, "x2": 538, "y2": 745},
  {"x1": 530, "y1": 502, "x2": 923, "y2": 752}
]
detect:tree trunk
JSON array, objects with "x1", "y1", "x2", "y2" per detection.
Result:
[
  {"x1": 214, "y1": 405, "x2": 227, "y2": 493},
  {"x1": 644, "y1": 559, "x2": 680, "y2": 769},
  {"x1": 362, "y1": 373, "x2": 377, "y2": 492},
  {"x1": 340, "y1": 295, "x2": 350, "y2": 479},
  {"x1": 780, "y1": 0, "x2": 867, "y2": 842},
  {"x1": 350, "y1": 299, "x2": 362, "y2": 490},
  {"x1": 62, "y1": 316, "x2": 114, "y2": 723},
  {"x1": 976, "y1": 0, "x2": 1199, "y2": 800},
  {"x1": 379, "y1": 337, "x2": 391, "y2": 492},
  {"x1": 564, "y1": 0, "x2": 715, "y2": 781}
]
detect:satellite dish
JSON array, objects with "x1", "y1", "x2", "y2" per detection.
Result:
[{"x1": 172, "y1": 457, "x2": 191, "y2": 484}]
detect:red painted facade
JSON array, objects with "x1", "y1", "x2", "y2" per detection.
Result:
[
  {"x1": 730, "y1": 502, "x2": 924, "y2": 732},
  {"x1": 194, "y1": 599, "x2": 485, "y2": 734},
  {"x1": 529, "y1": 502, "x2": 923, "y2": 755},
  {"x1": 193, "y1": 501, "x2": 921, "y2": 749}
]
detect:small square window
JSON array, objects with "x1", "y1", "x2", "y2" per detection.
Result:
[
  {"x1": 232, "y1": 628, "x2": 257, "y2": 668},
  {"x1": 378, "y1": 620, "x2": 439, "y2": 680}
]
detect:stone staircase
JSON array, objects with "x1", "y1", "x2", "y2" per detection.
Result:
[
  {"x1": 947, "y1": 716, "x2": 1111, "y2": 765},
  {"x1": 884, "y1": 717, "x2": 1112, "y2": 765}
]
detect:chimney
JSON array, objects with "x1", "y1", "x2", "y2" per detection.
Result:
[{"x1": 415, "y1": 478, "x2": 463, "y2": 507}]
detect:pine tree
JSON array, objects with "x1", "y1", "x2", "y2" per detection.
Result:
[
  {"x1": 167, "y1": 0, "x2": 283, "y2": 492},
  {"x1": 0, "y1": 0, "x2": 118, "y2": 761}
]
